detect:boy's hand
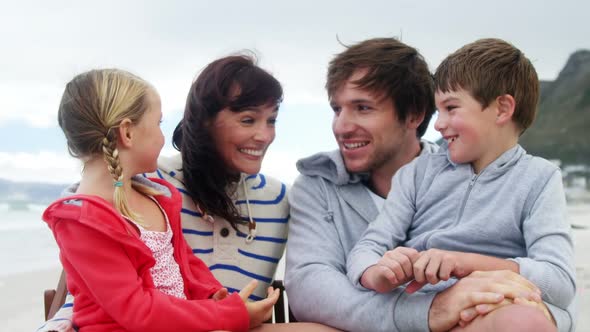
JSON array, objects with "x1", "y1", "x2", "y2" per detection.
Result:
[
  {"x1": 407, "y1": 249, "x2": 470, "y2": 293},
  {"x1": 238, "y1": 280, "x2": 280, "y2": 328},
  {"x1": 360, "y1": 247, "x2": 419, "y2": 293}
]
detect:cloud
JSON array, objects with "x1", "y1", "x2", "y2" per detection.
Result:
[
  {"x1": 2, "y1": 0, "x2": 588, "y2": 128},
  {"x1": 0, "y1": 151, "x2": 81, "y2": 184}
]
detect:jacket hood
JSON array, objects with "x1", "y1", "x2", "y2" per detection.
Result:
[
  {"x1": 45, "y1": 177, "x2": 179, "y2": 248},
  {"x1": 296, "y1": 139, "x2": 439, "y2": 185}
]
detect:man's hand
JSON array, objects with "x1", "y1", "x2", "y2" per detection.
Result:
[
  {"x1": 360, "y1": 247, "x2": 419, "y2": 293},
  {"x1": 428, "y1": 270, "x2": 542, "y2": 332}
]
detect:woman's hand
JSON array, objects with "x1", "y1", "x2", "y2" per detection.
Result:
[{"x1": 239, "y1": 280, "x2": 280, "y2": 328}]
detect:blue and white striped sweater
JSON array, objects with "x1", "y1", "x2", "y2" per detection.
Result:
[
  {"x1": 150, "y1": 155, "x2": 289, "y2": 300},
  {"x1": 39, "y1": 154, "x2": 289, "y2": 332}
]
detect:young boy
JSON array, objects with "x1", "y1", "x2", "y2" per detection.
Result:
[{"x1": 347, "y1": 38, "x2": 576, "y2": 331}]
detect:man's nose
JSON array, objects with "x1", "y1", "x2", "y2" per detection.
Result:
[{"x1": 333, "y1": 109, "x2": 355, "y2": 136}]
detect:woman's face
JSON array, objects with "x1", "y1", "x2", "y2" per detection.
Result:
[{"x1": 209, "y1": 102, "x2": 278, "y2": 175}]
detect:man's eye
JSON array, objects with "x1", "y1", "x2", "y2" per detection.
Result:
[
  {"x1": 357, "y1": 105, "x2": 371, "y2": 111},
  {"x1": 331, "y1": 106, "x2": 341, "y2": 113}
]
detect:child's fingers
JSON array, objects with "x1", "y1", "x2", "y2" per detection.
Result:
[
  {"x1": 439, "y1": 256, "x2": 455, "y2": 281},
  {"x1": 392, "y1": 247, "x2": 420, "y2": 275},
  {"x1": 381, "y1": 253, "x2": 411, "y2": 281},
  {"x1": 413, "y1": 254, "x2": 430, "y2": 284},
  {"x1": 258, "y1": 288, "x2": 280, "y2": 309},
  {"x1": 405, "y1": 280, "x2": 426, "y2": 294},
  {"x1": 238, "y1": 280, "x2": 258, "y2": 301},
  {"x1": 425, "y1": 254, "x2": 442, "y2": 284},
  {"x1": 379, "y1": 265, "x2": 399, "y2": 285},
  {"x1": 212, "y1": 287, "x2": 228, "y2": 301}
]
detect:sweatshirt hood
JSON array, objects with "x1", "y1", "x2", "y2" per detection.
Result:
[{"x1": 45, "y1": 177, "x2": 178, "y2": 245}]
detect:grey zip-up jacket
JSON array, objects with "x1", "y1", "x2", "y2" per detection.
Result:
[
  {"x1": 285, "y1": 140, "x2": 440, "y2": 332},
  {"x1": 347, "y1": 144, "x2": 576, "y2": 331},
  {"x1": 285, "y1": 141, "x2": 575, "y2": 332}
]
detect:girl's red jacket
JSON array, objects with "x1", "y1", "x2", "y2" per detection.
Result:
[{"x1": 42, "y1": 178, "x2": 249, "y2": 332}]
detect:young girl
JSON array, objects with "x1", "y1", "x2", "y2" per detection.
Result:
[{"x1": 43, "y1": 68, "x2": 279, "y2": 331}]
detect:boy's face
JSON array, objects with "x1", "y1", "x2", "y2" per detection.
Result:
[
  {"x1": 330, "y1": 70, "x2": 414, "y2": 174},
  {"x1": 434, "y1": 88, "x2": 499, "y2": 173}
]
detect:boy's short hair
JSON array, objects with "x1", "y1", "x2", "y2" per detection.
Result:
[
  {"x1": 434, "y1": 38, "x2": 539, "y2": 133},
  {"x1": 326, "y1": 37, "x2": 435, "y2": 138}
]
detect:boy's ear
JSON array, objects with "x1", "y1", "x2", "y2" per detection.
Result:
[
  {"x1": 406, "y1": 110, "x2": 425, "y2": 130},
  {"x1": 495, "y1": 94, "x2": 516, "y2": 125},
  {"x1": 116, "y1": 118, "x2": 134, "y2": 148}
]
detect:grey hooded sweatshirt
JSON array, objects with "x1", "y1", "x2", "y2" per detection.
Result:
[
  {"x1": 285, "y1": 140, "x2": 440, "y2": 332},
  {"x1": 347, "y1": 143, "x2": 576, "y2": 331},
  {"x1": 285, "y1": 140, "x2": 575, "y2": 332}
]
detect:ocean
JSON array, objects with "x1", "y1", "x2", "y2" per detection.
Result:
[
  {"x1": 0, "y1": 202, "x2": 588, "y2": 277},
  {"x1": 0, "y1": 205, "x2": 60, "y2": 277}
]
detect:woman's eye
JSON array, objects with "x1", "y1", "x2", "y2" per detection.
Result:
[
  {"x1": 267, "y1": 118, "x2": 277, "y2": 125},
  {"x1": 241, "y1": 117, "x2": 255, "y2": 124}
]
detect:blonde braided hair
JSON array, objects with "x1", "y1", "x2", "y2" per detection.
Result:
[{"x1": 58, "y1": 69, "x2": 159, "y2": 224}]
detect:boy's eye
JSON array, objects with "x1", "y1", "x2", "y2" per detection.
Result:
[{"x1": 241, "y1": 117, "x2": 255, "y2": 124}]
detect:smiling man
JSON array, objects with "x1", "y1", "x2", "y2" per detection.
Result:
[
  {"x1": 284, "y1": 38, "x2": 557, "y2": 332},
  {"x1": 285, "y1": 37, "x2": 437, "y2": 331}
]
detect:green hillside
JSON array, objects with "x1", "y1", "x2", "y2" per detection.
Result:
[{"x1": 520, "y1": 50, "x2": 590, "y2": 165}]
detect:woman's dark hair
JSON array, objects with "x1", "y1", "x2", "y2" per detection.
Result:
[{"x1": 172, "y1": 54, "x2": 283, "y2": 227}]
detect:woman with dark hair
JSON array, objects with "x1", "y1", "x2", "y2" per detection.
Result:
[
  {"x1": 42, "y1": 55, "x2": 339, "y2": 331},
  {"x1": 166, "y1": 54, "x2": 289, "y2": 300}
]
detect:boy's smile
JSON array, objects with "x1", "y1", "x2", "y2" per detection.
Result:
[{"x1": 434, "y1": 88, "x2": 500, "y2": 173}]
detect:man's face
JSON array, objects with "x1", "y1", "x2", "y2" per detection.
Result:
[{"x1": 330, "y1": 70, "x2": 411, "y2": 174}]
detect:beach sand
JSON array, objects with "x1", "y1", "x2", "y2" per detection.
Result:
[
  {"x1": 0, "y1": 267, "x2": 61, "y2": 332},
  {"x1": 3, "y1": 207, "x2": 589, "y2": 332}
]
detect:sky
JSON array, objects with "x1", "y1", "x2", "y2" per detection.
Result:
[{"x1": 1, "y1": 0, "x2": 589, "y2": 185}]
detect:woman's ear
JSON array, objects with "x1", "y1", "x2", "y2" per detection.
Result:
[
  {"x1": 495, "y1": 94, "x2": 516, "y2": 125},
  {"x1": 116, "y1": 118, "x2": 134, "y2": 148}
]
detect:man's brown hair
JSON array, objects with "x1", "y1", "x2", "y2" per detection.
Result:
[
  {"x1": 434, "y1": 38, "x2": 539, "y2": 133},
  {"x1": 326, "y1": 37, "x2": 435, "y2": 137}
]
